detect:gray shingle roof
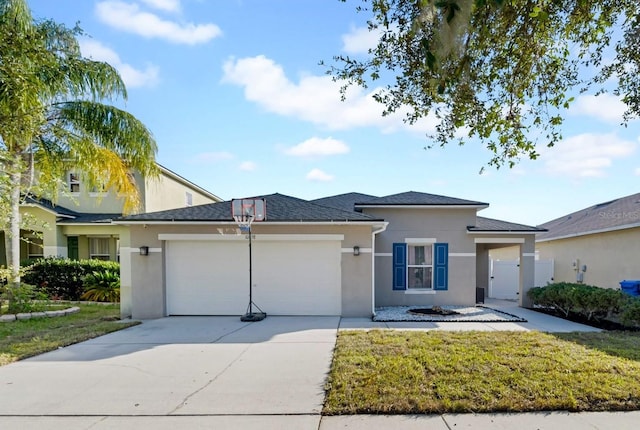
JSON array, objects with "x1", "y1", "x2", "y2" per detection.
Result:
[
  {"x1": 23, "y1": 196, "x2": 79, "y2": 218},
  {"x1": 469, "y1": 216, "x2": 546, "y2": 233},
  {"x1": 537, "y1": 192, "x2": 640, "y2": 241},
  {"x1": 24, "y1": 196, "x2": 121, "y2": 224},
  {"x1": 58, "y1": 213, "x2": 123, "y2": 224},
  {"x1": 117, "y1": 193, "x2": 381, "y2": 223},
  {"x1": 311, "y1": 192, "x2": 377, "y2": 212},
  {"x1": 356, "y1": 191, "x2": 488, "y2": 206}
]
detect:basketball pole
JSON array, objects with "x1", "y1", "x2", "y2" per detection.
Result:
[
  {"x1": 241, "y1": 223, "x2": 265, "y2": 321},
  {"x1": 233, "y1": 198, "x2": 266, "y2": 322},
  {"x1": 248, "y1": 223, "x2": 253, "y2": 315}
]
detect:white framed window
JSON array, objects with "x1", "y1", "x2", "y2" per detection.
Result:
[
  {"x1": 89, "y1": 237, "x2": 110, "y2": 261},
  {"x1": 69, "y1": 173, "x2": 80, "y2": 193},
  {"x1": 185, "y1": 191, "x2": 193, "y2": 207},
  {"x1": 393, "y1": 242, "x2": 448, "y2": 291},
  {"x1": 407, "y1": 244, "x2": 433, "y2": 289}
]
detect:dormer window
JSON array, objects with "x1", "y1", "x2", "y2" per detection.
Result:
[{"x1": 69, "y1": 173, "x2": 80, "y2": 193}]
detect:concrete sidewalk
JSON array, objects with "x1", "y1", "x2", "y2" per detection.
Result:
[
  {"x1": 320, "y1": 411, "x2": 640, "y2": 429},
  {"x1": 2, "y1": 411, "x2": 639, "y2": 429}
]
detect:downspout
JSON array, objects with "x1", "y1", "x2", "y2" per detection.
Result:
[{"x1": 371, "y1": 222, "x2": 389, "y2": 316}]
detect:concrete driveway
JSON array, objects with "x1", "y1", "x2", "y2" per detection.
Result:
[{"x1": 0, "y1": 316, "x2": 339, "y2": 429}]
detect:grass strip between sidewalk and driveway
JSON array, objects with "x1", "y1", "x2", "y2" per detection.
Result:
[
  {"x1": 324, "y1": 330, "x2": 640, "y2": 415},
  {"x1": 0, "y1": 303, "x2": 138, "y2": 366}
]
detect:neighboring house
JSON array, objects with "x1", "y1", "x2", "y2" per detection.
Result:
[
  {"x1": 0, "y1": 164, "x2": 221, "y2": 266},
  {"x1": 536, "y1": 192, "x2": 640, "y2": 289},
  {"x1": 116, "y1": 191, "x2": 545, "y2": 319}
]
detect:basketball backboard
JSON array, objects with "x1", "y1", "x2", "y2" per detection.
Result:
[{"x1": 231, "y1": 198, "x2": 266, "y2": 224}]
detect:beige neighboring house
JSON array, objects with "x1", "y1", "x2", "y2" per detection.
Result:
[
  {"x1": 0, "y1": 164, "x2": 221, "y2": 266},
  {"x1": 116, "y1": 191, "x2": 545, "y2": 319},
  {"x1": 536, "y1": 192, "x2": 640, "y2": 289}
]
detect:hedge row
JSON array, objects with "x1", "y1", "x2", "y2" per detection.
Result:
[
  {"x1": 22, "y1": 257, "x2": 120, "y2": 300},
  {"x1": 527, "y1": 282, "x2": 640, "y2": 327}
]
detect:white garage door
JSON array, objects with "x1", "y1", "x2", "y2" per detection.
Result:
[{"x1": 165, "y1": 237, "x2": 342, "y2": 316}]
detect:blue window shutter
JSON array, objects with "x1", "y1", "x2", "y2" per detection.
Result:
[
  {"x1": 392, "y1": 243, "x2": 407, "y2": 290},
  {"x1": 433, "y1": 243, "x2": 448, "y2": 290}
]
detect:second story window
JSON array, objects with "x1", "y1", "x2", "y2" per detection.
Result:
[
  {"x1": 185, "y1": 192, "x2": 193, "y2": 207},
  {"x1": 69, "y1": 173, "x2": 80, "y2": 193}
]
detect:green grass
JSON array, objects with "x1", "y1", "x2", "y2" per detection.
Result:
[
  {"x1": 0, "y1": 303, "x2": 138, "y2": 366},
  {"x1": 324, "y1": 330, "x2": 640, "y2": 415}
]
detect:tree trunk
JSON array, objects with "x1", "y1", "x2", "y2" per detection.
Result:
[{"x1": 7, "y1": 156, "x2": 22, "y2": 289}]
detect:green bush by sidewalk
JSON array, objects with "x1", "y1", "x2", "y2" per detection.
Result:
[
  {"x1": 22, "y1": 258, "x2": 120, "y2": 301},
  {"x1": 528, "y1": 282, "x2": 640, "y2": 327}
]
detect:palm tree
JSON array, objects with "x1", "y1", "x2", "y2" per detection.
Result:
[{"x1": 0, "y1": 0, "x2": 158, "y2": 288}]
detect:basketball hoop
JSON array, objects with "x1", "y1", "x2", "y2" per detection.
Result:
[{"x1": 231, "y1": 198, "x2": 267, "y2": 322}]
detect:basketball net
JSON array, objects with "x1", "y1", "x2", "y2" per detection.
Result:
[{"x1": 233, "y1": 214, "x2": 253, "y2": 233}]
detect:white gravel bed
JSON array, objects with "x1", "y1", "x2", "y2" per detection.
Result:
[{"x1": 373, "y1": 305, "x2": 527, "y2": 322}]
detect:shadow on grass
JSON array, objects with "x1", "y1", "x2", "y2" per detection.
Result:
[{"x1": 554, "y1": 331, "x2": 640, "y2": 362}]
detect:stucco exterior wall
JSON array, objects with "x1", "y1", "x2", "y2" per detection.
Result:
[
  {"x1": 364, "y1": 207, "x2": 479, "y2": 307},
  {"x1": 56, "y1": 178, "x2": 126, "y2": 214},
  {"x1": 54, "y1": 169, "x2": 218, "y2": 216},
  {"x1": 125, "y1": 223, "x2": 375, "y2": 319},
  {"x1": 536, "y1": 228, "x2": 640, "y2": 289},
  {"x1": 143, "y1": 172, "x2": 218, "y2": 213}
]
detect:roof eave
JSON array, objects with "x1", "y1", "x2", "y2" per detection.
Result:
[
  {"x1": 467, "y1": 230, "x2": 544, "y2": 235},
  {"x1": 113, "y1": 219, "x2": 385, "y2": 226},
  {"x1": 536, "y1": 222, "x2": 640, "y2": 242},
  {"x1": 356, "y1": 204, "x2": 490, "y2": 209}
]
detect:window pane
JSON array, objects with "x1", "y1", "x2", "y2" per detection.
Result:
[
  {"x1": 90, "y1": 238, "x2": 110, "y2": 256},
  {"x1": 408, "y1": 245, "x2": 432, "y2": 265},
  {"x1": 28, "y1": 240, "x2": 43, "y2": 257},
  {"x1": 408, "y1": 267, "x2": 432, "y2": 289},
  {"x1": 69, "y1": 173, "x2": 80, "y2": 192},
  {"x1": 408, "y1": 246, "x2": 424, "y2": 265}
]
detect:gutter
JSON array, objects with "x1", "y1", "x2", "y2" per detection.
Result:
[{"x1": 371, "y1": 222, "x2": 389, "y2": 316}]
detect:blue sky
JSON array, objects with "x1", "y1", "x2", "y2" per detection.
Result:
[{"x1": 28, "y1": 0, "x2": 639, "y2": 226}]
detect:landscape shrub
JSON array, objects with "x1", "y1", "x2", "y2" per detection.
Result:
[
  {"x1": 1, "y1": 284, "x2": 49, "y2": 314},
  {"x1": 23, "y1": 258, "x2": 120, "y2": 300},
  {"x1": 82, "y1": 270, "x2": 120, "y2": 302},
  {"x1": 527, "y1": 282, "x2": 575, "y2": 317},
  {"x1": 527, "y1": 282, "x2": 627, "y2": 321},
  {"x1": 620, "y1": 298, "x2": 640, "y2": 328}
]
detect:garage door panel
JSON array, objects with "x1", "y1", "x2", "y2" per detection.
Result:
[
  {"x1": 165, "y1": 238, "x2": 342, "y2": 316},
  {"x1": 253, "y1": 241, "x2": 341, "y2": 315},
  {"x1": 166, "y1": 241, "x2": 247, "y2": 315}
]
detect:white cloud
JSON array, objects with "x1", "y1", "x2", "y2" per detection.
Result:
[
  {"x1": 239, "y1": 161, "x2": 257, "y2": 171},
  {"x1": 140, "y1": 0, "x2": 180, "y2": 13},
  {"x1": 96, "y1": 1, "x2": 222, "y2": 45},
  {"x1": 341, "y1": 25, "x2": 381, "y2": 55},
  {"x1": 570, "y1": 94, "x2": 629, "y2": 124},
  {"x1": 79, "y1": 39, "x2": 159, "y2": 88},
  {"x1": 306, "y1": 168, "x2": 334, "y2": 182},
  {"x1": 221, "y1": 55, "x2": 438, "y2": 134},
  {"x1": 285, "y1": 137, "x2": 350, "y2": 157},
  {"x1": 194, "y1": 151, "x2": 234, "y2": 162},
  {"x1": 542, "y1": 133, "x2": 636, "y2": 178}
]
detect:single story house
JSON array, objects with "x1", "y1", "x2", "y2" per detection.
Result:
[
  {"x1": 117, "y1": 191, "x2": 545, "y2": 319},
  {"x1": 536, "y1": 192, "x2": 640, "y2": 289}
]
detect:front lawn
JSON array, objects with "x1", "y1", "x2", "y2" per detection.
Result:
[
  {"x1": 324, "y1": 330, "x2": 640, "y2": 415},
  {"x1": 0, "y1": 303, "x2": 138, "y2": 366}
]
